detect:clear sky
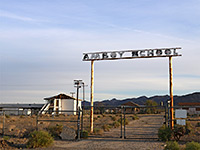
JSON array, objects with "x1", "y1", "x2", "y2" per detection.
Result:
[{"x1": 0, "y1": 0, "x2": 200, "y2": 103}]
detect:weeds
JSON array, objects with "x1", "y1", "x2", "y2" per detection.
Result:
[
  {"x1": 112, "y1": 121, "x2": 120, "y2": 128},
  {"x1": 117, "y1": 118, "x2": 129, "y2": 125},
  {"x1": 185, "y1": 141, "x2": 200, "y2": 150},
  {"x1": 3, "y1": 136, "x2": 10, "y2": 141},
  {"x1": 93, "y1": 128, "x2": 104, "y2": 135},
  {"x1": 47, "y1": 124, "x2": 63, "y2": 138},
  {"x1": 110, "y1": 116, "x2": 117, "y2": 121},
  {"x1": 26, "y1": 130, "x2": 53, "y2": 148},
  {"x1": 81, "y1": 130, "x2": 88, "y2": 139},
  {"x1": 164, "y1": 141, "x2": 180, "y2": 150},
  {"x1": 158, "y1": 125, "x2": 172, "y2": 141},
  {"x1": 102, "y1": 124, "x2": 111, "y2": 131}
]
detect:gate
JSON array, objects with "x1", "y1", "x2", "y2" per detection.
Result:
[{"x1": 81, "y1": 105, "x2": 167, "y2": 140}]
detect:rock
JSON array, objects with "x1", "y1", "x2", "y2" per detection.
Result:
[{"x1": 60, "y1": 126, "x2": 76, "y2": 140}]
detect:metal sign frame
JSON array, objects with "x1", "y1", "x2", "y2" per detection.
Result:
[{"x1": 83, "y1": 47, "x2": 182, "y2": 132}]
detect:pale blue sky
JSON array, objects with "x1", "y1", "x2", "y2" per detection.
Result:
[{"x1": 0, "y1": 0, "x2": 200, "y2": 103}]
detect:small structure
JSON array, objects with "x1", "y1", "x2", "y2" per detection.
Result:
[
  {"x1": 178, "y1": 102, "x2": 200, "y2": 115},
  {"x1": 41, "y1": 93, "x2": 82, "y2": 115},
  {"x1": 121, "y1": 101, "x2": 140, "y2": 114},
  {"x1": 0, "y1": 104, "x2": 44, "y2": 115}
]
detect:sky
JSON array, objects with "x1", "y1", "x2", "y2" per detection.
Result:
[{"x1": 0, "y1": 0, "x2": 200, "y2": 103}]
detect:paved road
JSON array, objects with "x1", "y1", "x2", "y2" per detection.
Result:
[{"x1": 49, "y1": 114, "x2": 165, "y2": 150}]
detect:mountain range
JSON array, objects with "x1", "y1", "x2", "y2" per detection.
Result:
[{"x1": 82, "y1": 92, "x2": 200, "y2": 107}]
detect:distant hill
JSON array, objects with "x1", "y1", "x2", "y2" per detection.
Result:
[{"x1": 82, "y1": 92, "x2": 200, "y2": 107}]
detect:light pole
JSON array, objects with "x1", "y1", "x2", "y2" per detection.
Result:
[
  {"x1": 70, "y1": 92, "x2": 75, "y2": 98},
  {"x1": 74, "y1": 80, "x2": 82, "y2": 112}
]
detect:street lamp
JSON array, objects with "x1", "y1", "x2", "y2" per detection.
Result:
[{"x1": 74, "y1": 80, "x2": 82, "y2": 112}]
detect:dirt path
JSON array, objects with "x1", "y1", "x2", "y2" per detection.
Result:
[{"x1": 50, "y1": 114, "x2": 165, "y2": 150}]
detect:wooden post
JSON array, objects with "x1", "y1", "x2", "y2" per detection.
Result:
[
  {"x1": 90, "y1": 61, "x2": 94, "y2": 133},
  {"x1": 169, "y1": 56, "x2": 174, "y2": 129}
]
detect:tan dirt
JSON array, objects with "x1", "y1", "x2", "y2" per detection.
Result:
[{"x1": 47, "y1": 114, "x2": 165, "y2": 150}]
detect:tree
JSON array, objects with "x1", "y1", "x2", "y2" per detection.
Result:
[{"x1": 145, "y1": 100, "x2": 158, "y2": 114}]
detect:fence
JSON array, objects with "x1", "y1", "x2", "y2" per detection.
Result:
[{"x1": 0, "y1": 108, "x2": 82, "y2": 140}]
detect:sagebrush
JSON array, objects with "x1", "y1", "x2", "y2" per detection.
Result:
[{"x1": 26, "y1": 130, "x2": 54, "y2": 148}]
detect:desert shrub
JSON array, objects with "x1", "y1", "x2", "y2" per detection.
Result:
[
  {"x1": 164, "y1": 141, "x2": 180, "y2": 150},
  {"x1": 3, "y1": 136, "x2": 10, "y2": 141},
  {"x1": 132, "y1": 114, "x2": 139, "y2": 120},
  {"x1": 93, "y1": 128, "x2": 103, "y2": 135},
  {"x1": 81, "y1": 130, "x2": 88, "y2": 139},
  {"x1": 112, "y1": 121, "x2": 120, "y2": 128},
  {"x1": 102, "y1": 124, "x2": 111, "y2": 131},
  {"x1": 158, "y1": 125, "x2": 172, "y2": 141},
  {"x1": 185, "y1": 122, "x2": 192, "y2": 134},
  {"x1": 145, "y1": 100, "x2": 158, "y2": 114},
  {"x1": 5, "y1": 114, "x2": 10, "y2": 118},
  {"x1": 185, "y1": 141, "x2": 200, "y2": 150},
  {"x1": 47, "y1": 124, "x2": 63, "y2": 138},
  {"x1": 173, "y1": 125, "x2": 185, "y2": 141},
  {"x1": 196, "y1": 122, "x2": 200, "y2": 127},
  {"x1": 117, "y1": 118, "x2": 129, "y2": 125},
  {"x1": 20, "y1": 115, "x2": 24, "y2": 118},
  {"x1": 26, "y1": 130, "x2": 53, "y2": 148},
  {"x1": 102, "y1": 114, "x2": 106, "y2": 117},
  {"x1": 110, "y1": 116, "x2": 117, "y2": 121},
  {"x1": 97, "y1": 115, "x2": 101, "y2": 118}
]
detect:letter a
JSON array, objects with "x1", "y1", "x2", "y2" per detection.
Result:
[{"x1": 83, "y1": 54, "x2": 89, "y2": 60}]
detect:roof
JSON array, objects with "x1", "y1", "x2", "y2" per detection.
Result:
[
  {"x1": 121, "y1": 101, "x2": 140, "y2": 107},
  {"x1": 44, "y1": 93, "x2": 82, "y2": 101},
  {"x1": 0, "y1": 104, "x2": 44, "y2": 109},
  {"x1": 178, "y1": 102, "x2": 200, "y2": 106}
]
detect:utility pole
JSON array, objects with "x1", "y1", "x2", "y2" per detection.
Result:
[
  {"x1": 90, "y1": 60, "x2": 94, "y2": 133},
  {"x1": 74, "y1": 80, "x2": 82, "y2": 112},
  {"x1": 169, "y1": 57, "x2": 174, "y2": 129},
  {"x1": 82, "y1": 82, "x2": 88, "y2": 109}
]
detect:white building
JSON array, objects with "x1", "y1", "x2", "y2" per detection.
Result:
[
  {"x1": 0, "y1": 104, "x2": 44, "y2": 115},
  {"x1": 40, "y1": 93, "x2": 82, "y2": 115}
]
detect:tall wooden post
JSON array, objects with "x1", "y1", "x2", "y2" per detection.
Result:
[
  {"x1": 90, "y1": 60, "x2": 94, "y2": 133},
  {"x1": 169, "y1": 56, "x2": 174, "y2": 129}
]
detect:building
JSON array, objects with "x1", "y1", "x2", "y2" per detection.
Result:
[
  {"x1": 121, "y1": 101, "x2": 140, "y2": 114},
  {"x1": 178, "y1": 102, "x2": 200, "y2": 115},
  {"x1": 0, "y1": 104, "x2": 44, "y2": 115},
  {"x1": 41, "y1": 93, "x2": 82, "y2": 115}
]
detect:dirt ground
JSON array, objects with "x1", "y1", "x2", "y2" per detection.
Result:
[
  {"x1": 1, "y1": 113, "x2": 200, "y2": 149},
  {"x1": 43, "y1": 114, "x2": 166, "y2": 150}
]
